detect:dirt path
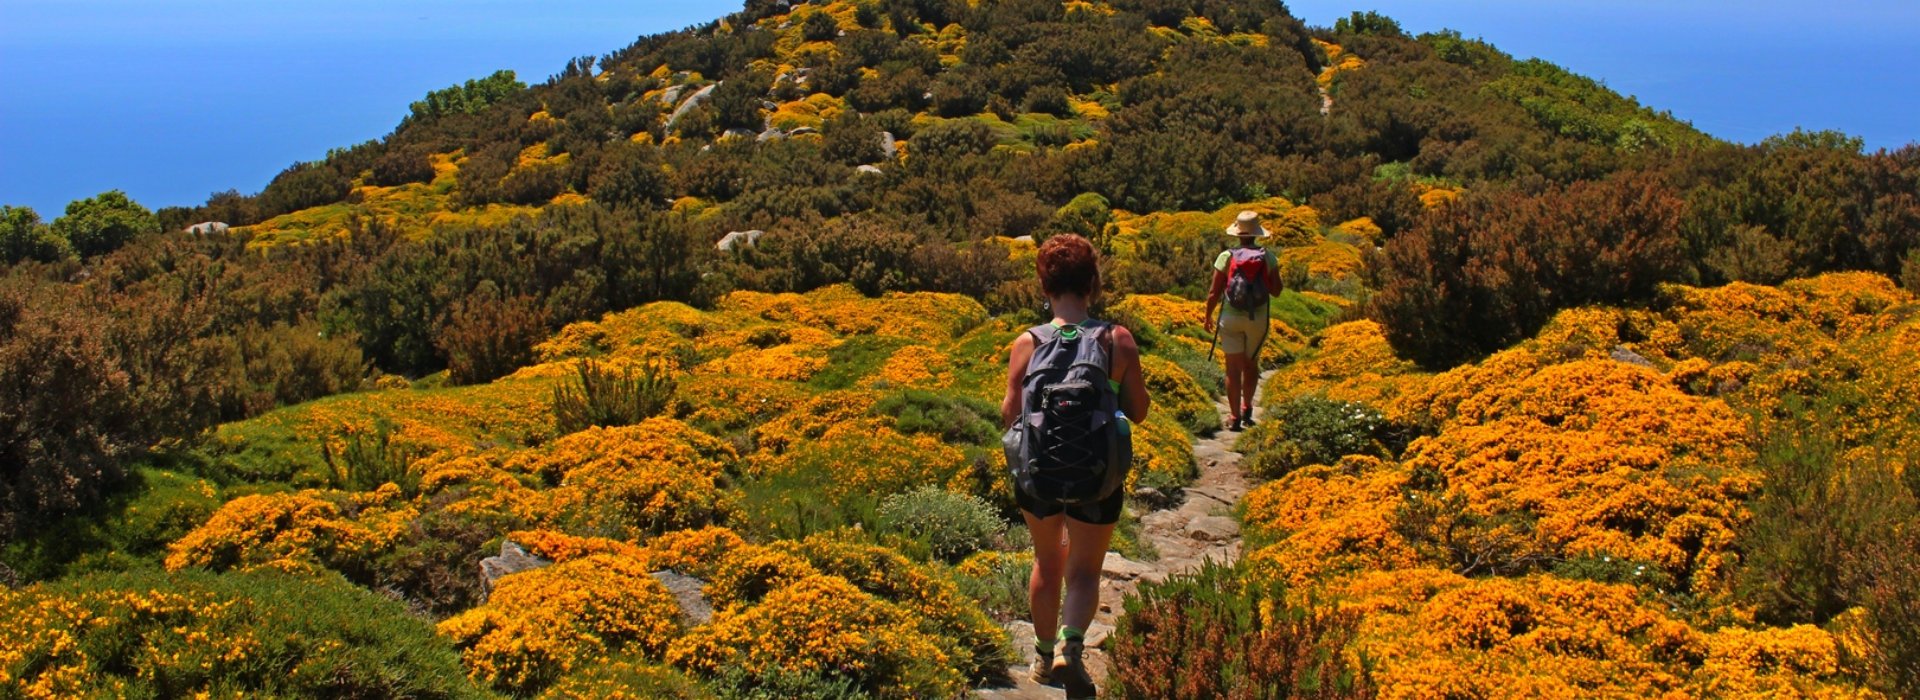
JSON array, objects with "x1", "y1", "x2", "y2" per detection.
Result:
[{"x1": 976, "y1": 371, "x2": 1270, "y2": 698}]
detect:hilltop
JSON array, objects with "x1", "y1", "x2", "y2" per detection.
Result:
[{"x1": 2, "y1": 1, "x2": 1918, "y2": 697}]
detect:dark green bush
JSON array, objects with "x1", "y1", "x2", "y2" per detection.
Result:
[
  {"x1": 436, "y1": 285, "x2": 550, "y2": 386},
  {"x1": 368, "y1": 144, "x2": 437, "y2": 186},
  {"x1": 876, "y1": 486, "x2": 1005, "y2": 563},
  {"x1": 0, "y1": 568, "x2": 483, "y2": 699},
  {"x1": 1108, "y1": 559, "x2": 1374, "y2": 699},
  {"x1": 221, "y1": 320, "x2": 368, "y2": 417},
  {"x1": 0, "y1": 204, "x2": 69, "y2": 265},
  {"x1": 257, "y1": 161, "x2": 352, "y2": 219},
  {"x1": 371, "y1": 506, "x2": 497, "y2": 616},
  {"x1": 51, "y1": 189, "x2": 160, "y2": 257},
  {"x1": 552, "y1": 359, "x2": 678, "y2": 435}
]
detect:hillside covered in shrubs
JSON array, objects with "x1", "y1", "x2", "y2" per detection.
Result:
[{"x1": 3, "y1": 0, "x2": 1917, "y2": 697}]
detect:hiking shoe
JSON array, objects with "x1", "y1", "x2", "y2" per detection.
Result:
[
  {"x1": 1051, "y1": 638, "x2": 1095, "y2": 699},
  {"x1": 1029, "y1": 654, "x2": 1054, "y2": 685},
  {"x1": 1241, "y1": 408, "x2": 1257, "y2": 427},
  {"x1": 1228, "y1": 417, "x2": 1244, "y2": 432}
]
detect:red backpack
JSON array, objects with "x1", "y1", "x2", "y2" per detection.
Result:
[{"x1": 1225, "y1": 247, "x2": 1270, "y2": 313}]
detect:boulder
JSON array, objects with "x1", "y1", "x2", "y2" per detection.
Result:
[
  {"x1": 1131, "y1": 486, "x2": 1174, "y2": 510},
  {"x1": 1188, "y1": 516, "x2": 1240, "y2": 543},
  {"x1": 1084, "y1": 621, "x2": 1116, "y2": 649},
  {"x1": 185, "y1": 221, "x2": 229, "y2": 235},
  {"x1": 1610, "y1": 345, "x2": 1654, "y2": 367},
  {"x1": 479, "y1": 539, "x2": 550, "y2": 595},
  {"x1": 721, "y1": 127, "x2": 759, "y2": 141},
  {"x1": 878, "y1": 131, "x2": 898, "y2": 159},
  {"x1": 855, "y1": 164, "x2": 884, "y2": 175},
  {"x1": 664, "y1": 82, "x2": 720, "y2": 132},
  {"x1": 717, "y1": 229, "x2": 765, "y2": 251},
  {"x1": 657, "y1": 84, "x2": 687, "y2": 106},
  {"x1": 757, "y1": 128, "x2": 788, "y2": 142},
  {"x1": 788, "y1": 126, "x2": 818, "y2": 136},
  {"x1": 1101, "y1": 551, "x2": 1154, "y2": 581},
  {"x1": 650, "y1": 570, "x2": 713, "y2": 625}
]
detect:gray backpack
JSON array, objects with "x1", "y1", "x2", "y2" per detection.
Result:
[{"x1": 1003, "y1": 321, "x2": 1133, "y2": 506}]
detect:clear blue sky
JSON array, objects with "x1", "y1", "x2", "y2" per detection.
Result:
[{"x1": 3, "y1": 1, "x2": 1916, "y2": 218}]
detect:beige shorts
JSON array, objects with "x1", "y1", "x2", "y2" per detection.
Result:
[{"x1": 1218, "y1": 311, "x2": 1268, "y2": 356}]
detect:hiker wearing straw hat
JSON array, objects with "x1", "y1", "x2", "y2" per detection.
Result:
[{"x1": 1204, "y1": 211, "x2": 1282, "y2": 432}]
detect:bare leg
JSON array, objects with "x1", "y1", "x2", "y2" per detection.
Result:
[
  {"x1": 1224, "y1": 353, "x2": 1247, "y2": 420},
  {"x1": 1238, "y1": 352, "x2": 1260, "y2": 418},
  {"x1": 1024, "y1": 511, "x2": 1068, "y2": 644},
  {"x1": 1060, "y1": 517, "x2": 1117, "y2": 631}
]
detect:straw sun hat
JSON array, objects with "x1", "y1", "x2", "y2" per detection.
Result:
[{"x1": 1224, "y1": 210, "x2": 1271, "y2": 238}]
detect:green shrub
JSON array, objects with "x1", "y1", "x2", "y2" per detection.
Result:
[
  {"x1": 736, "y1": 467, "x2": 883, "y2": 542},
  {"x1": 953, "y1": 550, "x2": 1032, "y2": 621},
  {"x1": 1108, "y1": 559, "x2": 1374, "y2": 699},
  {"x1": 0, "y1": 204, "x2": 69, "y2": 265},
  {"x1": 0, "y1": 568, "x2": 483, "y2": 699},
  {"x1": 552, "y1": 359, "x2": 678, "y2": 435},
  {"x1": 707, "y1": 665, "x2": 869, "y2": 700},
  {"x1": 320, "y1": 417, "x2": 425, "y2": 495},
  {"x1": 1737, "y1": 409, "x2": 1920, "y2": 626},
  {"x1": 370, "y1": 507, "x2": 497, "y2": 616},
  {"x1": 51, "y1": 189, "x2": 160, "y2": 257},
  {"x1": 873, "y1": 389, "x2": 999, "y2": 446},
  {"x1": 876, "y1": 486, "x2": 1005, "y2": 562},
  {"x1": 1244, "y1": 395, "x2": 1405, "y2": 479}
]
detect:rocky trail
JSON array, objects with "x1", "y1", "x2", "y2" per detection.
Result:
[{"x1": 976, "y1": 371, "x2": 1270, "y2": 698}]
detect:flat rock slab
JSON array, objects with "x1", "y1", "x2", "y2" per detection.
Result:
[
  {"x1": 1102, "y1": 552, "x2": 1155, "y2": 580},
  {"x1": 1189, "y1": 516, "x2": 1241, "y2": 542},
  {"x1": 650, "y1": 570, "x2": 712, "y2": 625}
]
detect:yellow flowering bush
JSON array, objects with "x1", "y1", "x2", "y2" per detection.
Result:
[
  {"x1": 1138, "y1": 354, "x2": 1218, "y2": 434},
  {"x1": 867, "y1": 343, "x2": 957, "y2": 389},
  {"x1": 703, "y1": 544, "x2": 822, "y2": 610},
  {"x1": 641, "y1": 526, "x2": 751, "y2": 579},
  {"x1": 512, "y1": 419, "x2": 737, "y2": 537},
  {"x1": 750, "y1": 390, "x2": 883, "y2": 454},
  {"x1": 509, "y1": 528, "x2": 651, "y2": 563},
  {"x1": 1260, "y1": 320, "x2": 1424, "y2": 413},
  {"x1": 438, "y1": 554, "x2": 683, "y2": 694},
  {"x1": 535, "y1": 658, "x2": 710, "y2": 699},
  {"x1": 667, "y1": 575, "x2": 967, "y2": 699},
  {"x1": 676, "y1": 373, "x2": 807, "y2": 432},
  {"x1": 1341, "y1": 574, "x2": 1865, "y2": 699},
  {"x1": 772, "y1": 534, "x2": 1011, "y2": 681},
  {"x1": 163, "y1": 489, "x2": 412, "y2": 577},
  {"x1": 0, "y1": 569, "x2": 476, "y2": 699},
  {"x1": 1132, "y1": 411, "x2": 1199, "y2": 492},
  {"x1": 747, "y1": 425, "x2": 970, "y2": 505}
]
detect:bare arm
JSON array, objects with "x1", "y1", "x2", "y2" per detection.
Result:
[
  {"x1": 1002, "y1": 332, "x2": 1036, "y2": 429},
  {"x1": 1111, "y1": 326, "x2": 1151, "y2": 424},
  {"x1": 1203, "y1": 268, "x2": 1228, "y2": 331}
]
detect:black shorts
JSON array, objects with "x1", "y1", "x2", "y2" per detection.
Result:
[{"x1": 1015, "y1": 485, "x2": 1125, "y2": 525}]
